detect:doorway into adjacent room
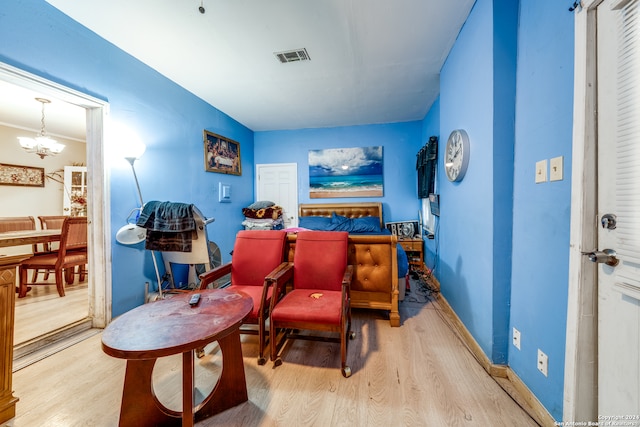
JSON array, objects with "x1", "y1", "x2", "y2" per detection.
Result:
[{"x1": 0, "y1": 62, "x2": 111, "y2": 365}]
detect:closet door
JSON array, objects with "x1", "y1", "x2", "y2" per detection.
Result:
[{"x1": 256, "y1": 163, "x2": 298, "y2": 228}]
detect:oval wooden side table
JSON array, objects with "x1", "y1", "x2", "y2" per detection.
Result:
[{"x1": 102, "y1": 288, "x2": 253, "y2": 427}]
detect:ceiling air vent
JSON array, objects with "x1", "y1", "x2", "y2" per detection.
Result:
[{"x1": 275, "y1": 48, "x2": 310, "y2": 63}]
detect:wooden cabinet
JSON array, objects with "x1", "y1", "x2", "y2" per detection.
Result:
[
  {"x1": 0, "y1": 255, "x2": 29, "y2": 423},
  {"x1": 398, "y1": 238, "x2": 423, "y2": 270}
]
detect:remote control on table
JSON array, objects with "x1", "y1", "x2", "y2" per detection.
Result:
[{"x1": 189, "y1": 293, "x2": 201, "y2": 307}]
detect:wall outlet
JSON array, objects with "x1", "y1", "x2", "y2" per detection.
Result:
[
  {"x1": 535, "y1": 160, "x2": 547, "y2": 183},
  {"x1": 512, "y1": 328, "x2": 521, "y2": 350},
  {"x1": 537, "y1": 349, "x2": 548, "y2": 377}
]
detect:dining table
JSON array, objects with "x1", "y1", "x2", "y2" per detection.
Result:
[
  {"x1": 0, "y1": 228, "x2": 61, "y2": 423},
  {"x1": 0, "y1": 229, "x2": 61, "y2": 248}
]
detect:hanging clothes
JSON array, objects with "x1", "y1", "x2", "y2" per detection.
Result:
[{"x1": 136, "y1": 201, "x2": 196, "y2": 252}]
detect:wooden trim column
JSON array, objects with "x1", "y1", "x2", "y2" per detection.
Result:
[{"x1": 0, "y1": 255, "x2": 29, "y2": 423}]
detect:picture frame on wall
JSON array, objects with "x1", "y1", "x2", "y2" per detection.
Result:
[
  {"x1": 203, "y1": 130, "x2": 242, "y2": 176},
  {"x1": 308, "y1": 146, "x2": 383, "y2": 198},
  {"x1": 385, "y1": 220, "x2": 420, "y2": 239},
  {"x1": 0, "y1": 163, "x2": 45, "y2": 187}
]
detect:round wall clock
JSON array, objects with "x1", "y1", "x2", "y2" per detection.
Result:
[{"x1": 444, "y1": 129, "x2": 470, "y2": 182}]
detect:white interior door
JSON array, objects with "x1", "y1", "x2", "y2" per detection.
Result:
[
  {"x1": 256, "y1": 163, "x2": 298, "y2": 228},
  {"x1": 596, "y1": 0, "x2": 640, "y2": 414}
]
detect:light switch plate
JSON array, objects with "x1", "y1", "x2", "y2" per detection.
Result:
[
  {"x1": 219, "y1": 182, "x2": 231, "y2": 203},
  {"x1": 549, "y1": 156, "x2": 563, "y2": 181},
  {"x1": 535, "y1": 160, "x2": 547, "y2": 183}
]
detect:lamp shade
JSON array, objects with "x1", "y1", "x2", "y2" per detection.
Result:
[
  {"x1": 109, "y1": 123, "x2": 145, "y2": 160},
  {"x1": 115, "y1": 224, "x2": 147, "y2": 245},
  {"x1": 124, "y1": 139, "x2": 146, "y2": 160}
]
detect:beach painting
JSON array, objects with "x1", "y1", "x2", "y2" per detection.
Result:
[{"x1": 308, "y1": 146, "x2": 383, "y2": 198}]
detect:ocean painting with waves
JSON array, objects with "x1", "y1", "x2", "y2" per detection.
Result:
[{"x1": 308, "y1": 146, "x2": 383, "y2": 198}]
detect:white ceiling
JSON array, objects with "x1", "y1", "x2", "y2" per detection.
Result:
[
  {"x1": 0, "y1": 0, "x2": 474, "y2": 139},
  {"x1": 0, "y1": 80, "x2": 87, "y2": 142}
]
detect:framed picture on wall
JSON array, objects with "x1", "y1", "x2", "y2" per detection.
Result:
[
  {"x1": 203, "y1": 130, "x2": 242, "y2": 176},
  {"x1": 0, "y1": 163, "x2": 45, "y2": 187},
  {"x1": 385, "y1": 220, "x2": 420, "y2": 239},
  {"x1": 308, "y1": 146, "x2": 383, "y2": 198}
]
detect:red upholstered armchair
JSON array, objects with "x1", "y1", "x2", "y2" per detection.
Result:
[
  {"x1": 269, "y1": 231, "x2": 355, "y2": 377},
  {"x1": 198, "y1": 229, "x2": 287, "y2": 365}
]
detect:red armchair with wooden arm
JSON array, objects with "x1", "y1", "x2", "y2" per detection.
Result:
[
  {"x1": 198, "y1": 229, "x2": 287, "y2": 365},
  {"x1": 268, "y1": 231, "x2": 355, "y2": 377}
]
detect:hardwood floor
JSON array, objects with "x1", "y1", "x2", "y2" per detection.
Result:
[
  {"x1": 5, "y1": 283, "x2": 540, "y2": 427},
  {"x1": 13, "y1": 278, "x2": 89, "y2": 345}
]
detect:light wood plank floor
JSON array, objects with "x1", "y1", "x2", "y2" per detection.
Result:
[
  {"x1": 5, "y1": 286, "x2": 539, "y2": 427},
  {"x1": 14, "y1": 277, "x2": 89, "y2": 345}
]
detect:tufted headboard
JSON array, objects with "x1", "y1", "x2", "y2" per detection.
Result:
[{"x1": 298, "y1": 202, "x2": 383, "y2": 229}]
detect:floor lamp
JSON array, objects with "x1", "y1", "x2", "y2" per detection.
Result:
[{"x1": 114, "y1": 144, "x2": 165, "y2": 300}]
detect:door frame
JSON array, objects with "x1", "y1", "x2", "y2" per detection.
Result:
[
  {"x1": 0, "y1": 62, "x2": 112, "y2": 328},
  {"x1": 565, "y1": 0, "x2": 603, "y2": 420}
]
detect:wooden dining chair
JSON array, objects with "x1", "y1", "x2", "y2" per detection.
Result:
[
  {"x1": 268, "y1": 231, "x2": 355, "y2": 377},
  {"x1": 32, "y1": 215, "x2": 69, "y2": 281},
  {"x1": 37, "y1": 216, "x2": 67, "y2": 250},
  {"x1": 0, "y1": 216, "x2": 38, "y2": 259},
  {"x1": 198, "y1": 229, "x2": 288, "y2": 364},
  {"x1": 18, "y1": 216, "x2": 88, "y2": 298},
  {"x1": 0, "y1": 216, "x2": 36, "y2": 233}
]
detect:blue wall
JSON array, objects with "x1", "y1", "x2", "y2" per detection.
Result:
[
  {"x1": 421, "y1": 0, "x2": 573, "y2": 420},
  {"x1": 491, "y1": 0, "x2": 518, "y2": 369},
  {"x1": 510, "y1": 0, "x2": 573, "y2": 418},
  {"x1": 438, "y1": 0, "x2": 499, "y2": 362},
  {"x1": 254, "y1": 122, "x2": 423, "y2": 223},
  {"x1": 0, "y1": 0, "x2": 255, "y2": 316},
  {"x1": 3, "y1": 0, "x2": 575, "y2": 420},
  {"x1": 421, "y1": 97, "x2": 440, "y2": 272}
]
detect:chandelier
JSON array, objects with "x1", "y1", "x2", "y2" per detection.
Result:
[{"x1": 18, "y1": 98, "x2": 65, "y2": 159}]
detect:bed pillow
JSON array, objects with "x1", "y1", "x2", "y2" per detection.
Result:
[
  {"x1": 351, "y1": 216, "x2": 382, "y2": 232},
  {"x1": 329, "y1": 212, "x2": 351, "y2": 231},
  {"x1": 246, "y1": 200, "x2": 275, "y2": 210},
  {"x1": 298, "y1": 216, "x2": 333, "y2": 230},
  {"x1": 329, "y1": 212, "x2": 381, "y2": 233}
]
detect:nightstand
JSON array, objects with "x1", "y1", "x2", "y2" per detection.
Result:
[{"x1": 398, "y1": 238, "x2": 423, "y2": 270}]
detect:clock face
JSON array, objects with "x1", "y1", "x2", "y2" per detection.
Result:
[{"x1": 445, "y1": 129, "x2": 470, "y2": 182}]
